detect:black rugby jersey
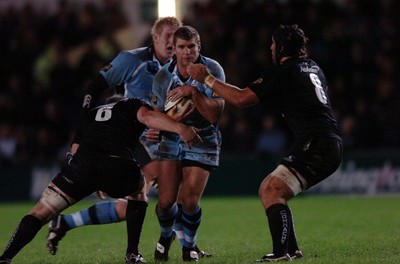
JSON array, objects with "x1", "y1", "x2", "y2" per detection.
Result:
[
  {"x1": 248, "y1": 57, "x2": 341, "y2": 141},
  {"x1": 79, "y1": 98, "x2": 151, "y2": 159}
]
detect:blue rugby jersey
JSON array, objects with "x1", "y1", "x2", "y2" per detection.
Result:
[
  {"x1": 152, "y1": 55, "x2": 225, "y2": 127},
  {"x1": 152, "y1": 55, "x2": 225, "y2": 166},
  {"x1": 100, "y1": 46, "x2": 166, "y2": 103}
]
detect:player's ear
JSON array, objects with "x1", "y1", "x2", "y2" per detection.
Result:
[{"x1": 153, "y1": 33, "x2": 159, "y2": 43}]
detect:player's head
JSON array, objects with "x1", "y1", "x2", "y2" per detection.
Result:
[
  {"x1": 173, "y1": 25, "x2": 200, "y2": 46},
  {"x1": 151, "y1": 17, "x2": 182, "y2": 65},
  {"x1": 271, "y1": 24, "x2": 308, "y2": 64},
  {"x1": 173, "y1": 26, "x2": 201, "y2": 68},
  {"x1": 105, "y1": 94, "x2": 125, "y2": 104}
]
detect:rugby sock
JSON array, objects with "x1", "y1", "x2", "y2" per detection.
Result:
[
  {"x1": 126, "y1": 200, "x2": 148, "y2": 255},
  {"x1": 174, "y1": 203, "x2": 185, "y2": 246},
  {"x1": 287, "y1": 207, "x2": 300, "y2": 254},
  {"x1": 181, "y1": 206, "x2": 202, "y2": 249},
  {"x1": 266, "y1": 203, "x2": 292, "y2": 256},
  {"x1": 0, "y1": 215, "x2": 42, "y2": 260},
  {"x1": 156, "y1": 203, "x2": 178, "y2": 239},
  {"x1": 63, "y1": 201, "x2": 120, "y2": 229}
]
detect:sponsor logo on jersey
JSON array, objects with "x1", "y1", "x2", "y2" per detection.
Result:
[
  {"x1": 252, "y1": 77, "x2": 263, "y2": 84},
  {"x1": 82, "y1": 94, "x2": 92, "y2": 108},
  {"x1": 101, "y1": 64, "x2": 113, "y2": 72},
  {"x1": 300, "y1": 65, "x2": 319, "y2": 73}
]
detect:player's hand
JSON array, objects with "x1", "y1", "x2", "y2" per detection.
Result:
[
  {"x1": 145, "y1": 128, "x2": 160, "y2": 142},
  {"x1": 177, "y1": 124, "x2": 202, "y2": 148},
  {"x1": 168, "y1": 101, "x2": 196, "y2": 122},
  {"x1": 96, "y1": 191, "x2": 108, "y2": 200},
  {"x1": 187, "y1": 63, "x2": 210, "y2": 83},
  {"x1": 167, "y1": 85, "x2": 195, "y2": 102}
]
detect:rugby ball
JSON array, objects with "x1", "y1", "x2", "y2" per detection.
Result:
[{"x1": 165, "y1": 97, "x2": 194, "y2": 116}]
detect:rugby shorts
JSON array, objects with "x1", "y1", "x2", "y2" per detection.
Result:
[
  {"x1": 158, "y1": 125, "x2": 221, "y2": 169},
  {"x1": 137, "y1": 128, "x2": 159, "y2": 166},
  {"x1": 52, "y1": 148, "x2": 144, "y2": 201},
  {"x1": 281, "y1": 135, "x2": 342, "y2": 189}
]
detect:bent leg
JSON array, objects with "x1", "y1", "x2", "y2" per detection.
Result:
[
  {"x1": 1, "y1": 183, "x2": 75, "y2": 261},
  {"x1": 258, "y1": 165, "x2": 302, "y2": 259}
]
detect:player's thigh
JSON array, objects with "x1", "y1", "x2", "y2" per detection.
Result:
[
  {"x1": 142, "y1": 159, "x2": 159, "y2": 183},
  {"x1": 180, "y1": 166, "x2": 210, "y2": 202},
  {"x1": 157, "y1": 160, "x2": 182, "y2": 205}
]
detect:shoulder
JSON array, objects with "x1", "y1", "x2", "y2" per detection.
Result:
[
  {"x1": 126, "y1": 97, "x2": 151, "y2": 109},
  {"x1": 117, "y1": 47, "x2": 150, "y2": 61},
  {"x1": 154, "y1": 62, "x2": 173, "y2": 84},
  {"x1": 202, "y1": 56, "x2": 223, "y2": 69},
  {"x1": 201, "y1": 56, "x2": 225, "y2": 80}
]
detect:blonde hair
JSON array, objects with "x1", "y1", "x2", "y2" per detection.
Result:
[{"x1": 151, "y1": 17, "x2": 182, "y2": 36}]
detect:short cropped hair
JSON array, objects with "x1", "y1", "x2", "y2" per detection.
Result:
[
  {"x1": 151, "y1": 17, "x2": 182, "y2": 36},
  {"x1": 273, "y1": 24, "x2": 308, "y2": 61},
  {"x1": 173, "y1": 26, "x2": 200, "y2": 45},
  {"x1": 105, "y1": 94, "x2": 125, "y2": 104}
]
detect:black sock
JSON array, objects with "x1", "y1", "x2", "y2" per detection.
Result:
[
  {"x1": 265, "y1": 203, "x2": 292, "y2": 256},
  {"x1": 0, "y1": 215, "x2": 43, "y2": 260},
  {"x1": 125, "y1": 200, "x2": 148, "y2": 255},
  {"x1": 287, "y1": 207, "x2": 299, "y2": 254}
]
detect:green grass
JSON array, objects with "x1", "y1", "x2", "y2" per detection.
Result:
[{"x1": 1, "y1": 195, "x2": 400, "y2": 263}]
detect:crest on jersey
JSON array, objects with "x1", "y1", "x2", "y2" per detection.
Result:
[
  {"x1": 101, "y1": 64, "x2": 113, "y2": 72},
  {"x1": 151, "y1": 95, "x2": 157, "y2": 105},
  {"x1": 252, "y1": 77, "x2": 263, "y2": 84}
]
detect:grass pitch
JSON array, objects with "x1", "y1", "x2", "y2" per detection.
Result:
[{"x1": 0, "y1": 195, "x2": 399, "y2": 263}]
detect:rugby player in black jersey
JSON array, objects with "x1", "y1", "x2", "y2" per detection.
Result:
[
  {"x1": 188, "y1": 24, "x2": 343, "y2": 262},
  {"x1": 0, "y1": 94, "x2": 201, "y2": 264}
]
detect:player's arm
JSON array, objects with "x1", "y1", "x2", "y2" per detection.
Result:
[
  {"x1": 137, "y1": 106, "x2": 202, "y2": 147},
  {"x1": 167, "y1": 85, "x2": 224, "y2": 124},
  {"x1": 187, "y1": 64, "x2": 259, "y2": 107}
]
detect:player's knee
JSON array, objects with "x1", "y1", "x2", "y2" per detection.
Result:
[
  {"x1": 259, "y1": 176, "x2": 284, "y2": 203},
  {"x1": 114, "y1": 199, "x2": 128, "y2": 220},
  {"x1": 180, "y1": 195, "x2": 201, "y2": 213},
  {"x1": 157, "y1": 198, "x2": 176, "y2": 212},
  {"x1": 36, "y1": 184, "x2": 74, "y2": 222}
]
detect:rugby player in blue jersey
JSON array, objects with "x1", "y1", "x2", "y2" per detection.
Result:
[
  {"x1": 46, "y1": 17, "x2": 211, "y2": 263},
  {"x1": 188, "y1": 24, "x2": 343, "y2": 262},
  {"x1": 151, "y1": 26, "x2": 226, "y2": 262}
]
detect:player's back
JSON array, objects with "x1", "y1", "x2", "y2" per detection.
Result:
[
  {"x1": 80, "y1": 98, "x2": 148, "y2": 159},
  {"x1": 100, "y1": 47, "x2": 162, "y2": 102},
  {"x1": 277, "y1": 58, "x2": 340, "y2": 140}
]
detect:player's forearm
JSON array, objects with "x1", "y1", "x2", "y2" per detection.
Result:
[
  {"x1": 206, "y1": 76, "x2": 258, "y2": 107},
  {"x1": 142, "y1": 110, "x2": 184, "y2": 134},
  {"x1": 191, "y1": 89, "x2": 224, "y2": 124}
]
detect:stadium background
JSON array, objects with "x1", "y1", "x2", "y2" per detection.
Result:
[{"x1": 0, "y1": 0, "x2": 399, "y2": 200}]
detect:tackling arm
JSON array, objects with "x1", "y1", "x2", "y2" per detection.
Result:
[
  {"x1": 137, "y1": 106, "x2": 202, "y2": 147},
  {"x1": 188, "y1": 64, "x2": 259, "y2": 108}
]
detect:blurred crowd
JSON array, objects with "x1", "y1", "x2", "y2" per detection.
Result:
[{"x1": 0, "y1": 0, "x2": 399, "y2": 168}]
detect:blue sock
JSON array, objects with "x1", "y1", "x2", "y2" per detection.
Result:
[
  {"x1": 63, "y1": 201, "x2": 120, "y2": 229},
  {"x1": 174, "y1": 204, "x2": 185, "y2": 246},
  {"x1": 156, "y1": 203, "x2": 178, "y2": 238},
  {"x1": 182, "y1": 207, "x2": 202, "y2": 249}
]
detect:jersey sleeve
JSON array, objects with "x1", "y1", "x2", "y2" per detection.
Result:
[
  {"x1": 100, "y1": 50, "x2": 141, "y2": 86},
  {"x1": 207, "y1": 59, "x2": 226, "y2": 99},
  {"x1": 151, "y1": 67, "x2": 171, "y2": 111},
  {"x1": 247, "y1": 72, "x2": 273, "y2": 101}
]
